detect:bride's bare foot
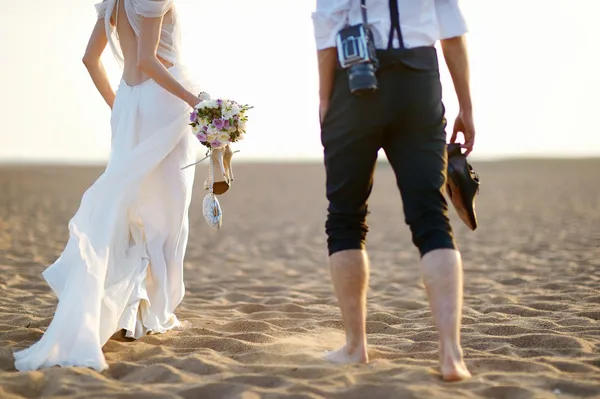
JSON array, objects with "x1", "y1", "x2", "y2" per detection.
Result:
[
  {"x1": 325, "y1": 344, "x2": 368, "y2": 364},
  {"x1": 439, "y1": 345, "x2": 471, "y2": 381}
]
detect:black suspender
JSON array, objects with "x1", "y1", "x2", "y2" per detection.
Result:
[{"x1": 387, "y1": 0, "x2": 404, "y2": 50}]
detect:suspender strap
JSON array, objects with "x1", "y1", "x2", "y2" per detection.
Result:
[
  {"x1": 360, "y1": 0, "x2": 368, "y2": 26},
  {"x1": 387, "y1": 0, "x2": 405, "y2": 50}
]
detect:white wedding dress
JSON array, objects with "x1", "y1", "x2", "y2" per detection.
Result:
[{"x1": 14, "y1": 0, "x2": 200, "y2": 371}]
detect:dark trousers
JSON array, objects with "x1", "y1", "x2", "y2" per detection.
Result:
[{"x1": 320, "y1": 46, "x2": 456, "y2": 258}]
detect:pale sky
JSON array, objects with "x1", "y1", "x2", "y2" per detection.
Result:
[{"x1": 1, "y1": 0, "x2": 599, "y2": 163}]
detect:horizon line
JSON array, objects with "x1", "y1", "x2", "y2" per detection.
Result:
[{"x1": 1, "y1": 154, "x2": 600, "y2": 167}]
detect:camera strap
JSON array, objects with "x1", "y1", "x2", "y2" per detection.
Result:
[{"x1": 387, "y1": 0, "x2": 405, "y2": 50}]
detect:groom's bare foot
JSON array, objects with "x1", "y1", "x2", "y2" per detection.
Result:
[
  {"x1": 325, "y1": 344, "x2": 368, "y2": 364},
  {"x1": 439, "y1": 346, "x2": 471, "y2": 381},
  {"x1": 441, "y1": 359, "x2": 471, "y2": 382}
]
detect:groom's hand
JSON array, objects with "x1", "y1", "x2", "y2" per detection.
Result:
[{"x1": 450, "y1": 109, "x2": 475, "y2": 157}]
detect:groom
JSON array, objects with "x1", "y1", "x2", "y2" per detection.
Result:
[{"x1": 313, "y1": 0, "x2": 474, "y2": 381}]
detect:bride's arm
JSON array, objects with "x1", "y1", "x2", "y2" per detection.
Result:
[
  {"x1": 83, "y1": 19, "x2": 116, "y2": 109},
  {"x1": 137, "y1": 16, "x2": 198, "y2": 108}
]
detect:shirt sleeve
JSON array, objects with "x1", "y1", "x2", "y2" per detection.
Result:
[
  {"x1": 434, "y1": 0, "x2": 468, "y2": 39},
  {"x1": 133, "y1": 0, "x2": 174, "y2": 18},
  {"x1": 311, "y1": 0, "x2": 350, "y2": 50},
  {"x1": 94, "y1": 1, "x2": 108, "y2": 20}
]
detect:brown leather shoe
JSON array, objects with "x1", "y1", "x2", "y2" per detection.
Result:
[{"x1": 446, "y1": 143, "x2": 480, "y2": 230}]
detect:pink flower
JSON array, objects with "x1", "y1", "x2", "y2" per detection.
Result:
[
  {"x1": 197, "y1": 133, "x2": 207, "y2": 143},
  {"x1": 210, "y1": 139, "x2": 222, "y2": 148},
  {"x1": 212, "y1": 118, "x2": 225, "y2": 130}
]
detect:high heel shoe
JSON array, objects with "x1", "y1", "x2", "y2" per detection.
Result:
[
  {"x1": 204, "y1": 147, "x2": 230, "y2": 195},
  {"x1": 223, "y1": 144, "x2": 236, "y2": 183}
]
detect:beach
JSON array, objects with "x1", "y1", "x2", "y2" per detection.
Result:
[{"x1": 0, "y1": 159, "x2": 599, "y2": 398}]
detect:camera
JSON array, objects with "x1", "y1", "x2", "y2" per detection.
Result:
[{"x1": 336, "y1": 23, "x2": 379, "y2": 96}]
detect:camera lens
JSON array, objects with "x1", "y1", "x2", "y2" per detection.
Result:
[{"x1": 348, "y1": 63, "x2": 378, "y2": 95}]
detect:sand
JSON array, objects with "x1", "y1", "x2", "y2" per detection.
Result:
[{"x1": 0, "y1": 159, "x2": 599, "y2": 399}]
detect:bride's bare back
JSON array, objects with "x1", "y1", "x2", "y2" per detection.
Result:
[
  {"x1": 112, "y1": 0, "x2": 174, "y2": 86},
  {"x1": 91, "y1": 0, "x2": 197, "y2": 107}
]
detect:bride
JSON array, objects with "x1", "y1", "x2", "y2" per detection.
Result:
[{"x1": 14, "y1": 0, "x2": 232, "y2": 371}]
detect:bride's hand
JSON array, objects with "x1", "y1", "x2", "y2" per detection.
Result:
[{"x1": 184, "y1": 92, "x2": 200, "y2": 109}]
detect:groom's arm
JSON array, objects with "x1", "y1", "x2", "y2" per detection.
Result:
[
  {"x1": 441, "y1": 36, "x2": 472, "y2": 114},
  {"x1": 317, "y1": 48, "x2": 337, "y2": 122},
  {"x1": 313, "y1": 1, "x2": 347, "y2": 122},
  {"x1": 82, "y1": 19, "x2": 116, "y2": 109}
]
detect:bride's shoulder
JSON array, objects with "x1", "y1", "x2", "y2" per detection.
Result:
[
  {"x1": 93, "y1": 0, "x2": 175, "y2": 20},
  {"x1": 93, "y1": 0, "x2": 109, "y2": 19},
  {"x1": 131, "y1": 0, "x2": 175, "y2": 18}
]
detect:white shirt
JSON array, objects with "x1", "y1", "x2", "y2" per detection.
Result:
[{"x1": 312, "y1": 0, "x2": 468, "y2": 50}]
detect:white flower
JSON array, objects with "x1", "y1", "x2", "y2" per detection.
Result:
[
  {"x1": 231, "y1": 103, "x2": 241, "y2": 116},
  {"x1": 207, "y1": 133, "x2": 217, "y2": 142},
  {"x1": 207, "y1": 124, "x2": 219, "y2": 135},
  {"x1": 237, "y1": 119, "x2": 247, "y2": 131},
  {"x1": 219, "y1": 101, "x2": 239, "y2": 120},
  {"x1": 191, "y1": 124, "x2": 201, "y2": 135},
  {"x1": 198, "y1": 91, "x2": 211, "y2": 101},
  {"x1": 217, "y1": 131, "x2": 231, "y2": 142},
  {"x1": 222, "y1": 109, "x2": 236, "y2": 120},
  {"x1": 197, "y1": 99, "x2": 218, "y2": 110}
]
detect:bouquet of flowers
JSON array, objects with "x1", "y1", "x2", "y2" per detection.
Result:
[
  {"x1": 186, "y1": 92, "x2": 252, "y2": 231},
  {"x1": 189, "y1": 92, "x2": 252, "y2": 149}
]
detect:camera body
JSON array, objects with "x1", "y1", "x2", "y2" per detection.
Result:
[{"x1": 336, "y1": 23, "x2": 379, "y2": 96}]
